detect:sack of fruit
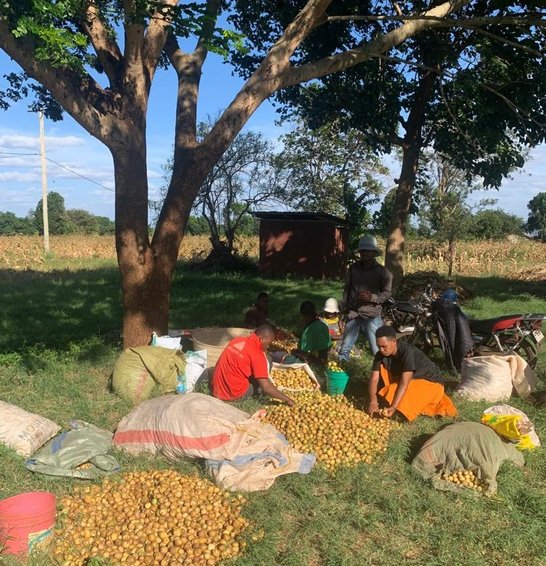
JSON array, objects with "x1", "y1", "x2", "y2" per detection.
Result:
[
  {"x1": 113, "y1": 393, "x2": 315, "y2": 491},
  {"x1": 411, "y1": 422, "x2": 524, "y2": 495}
]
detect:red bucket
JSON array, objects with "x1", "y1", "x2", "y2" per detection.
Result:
[{"x1": 0, "y1": 492, "x2": 56, "y2": 556}]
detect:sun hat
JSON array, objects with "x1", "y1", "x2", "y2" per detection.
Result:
[
  {"x1": 357, "y1": 235, "x2": 381, "y2": 256},
  {"x1": 323, "y1": 298, "x2": 339, "y2": 314}
]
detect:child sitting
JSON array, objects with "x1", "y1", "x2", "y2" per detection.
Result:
[{"x1": 319, "y1": 298, "x2": 344, "y2": 342}]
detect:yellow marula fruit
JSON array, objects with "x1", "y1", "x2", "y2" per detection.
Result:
[
  {"x1": 53, "y1": 470, "x2": 250, "y2": 566},
  {"x1": 271, "y1": 368, "x2": 315, "y2": 390},
  {"x1": 264, "y1": 390, "x2": 398, "y2": 473},
  {"x1": 440, "y1": 469, "x2": 488, "y2": 492}
]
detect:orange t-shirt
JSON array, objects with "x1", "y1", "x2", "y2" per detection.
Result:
[{"x1": 211, "y1": 333, "x2": 269, "y2": 401}]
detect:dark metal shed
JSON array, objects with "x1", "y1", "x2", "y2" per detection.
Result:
[{"x1": 252, "y1": 211, "x2": 349, "y2": 279}]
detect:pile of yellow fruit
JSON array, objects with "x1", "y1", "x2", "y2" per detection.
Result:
[
  {"x1": 270, "y1": 338, "x2": 297, "y2": 352},
  {"x1": 440, "y1": 469, "x2": 488, "y2": 492},
  {"x1": 327, "y1": 360, "x2": 344, "y2": 372},
  {"x1": 271, "y1": 367, "x2": 317, "y2": 390},
  {"x1": 53, "y1": 470, "x2": 250, "y2": 566},
  {"x1": 264, "y1": 391, "x2": 397, "y2": 472}
]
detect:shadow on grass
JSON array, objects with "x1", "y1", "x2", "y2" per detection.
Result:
[
  {"x1": 0, "y1": 262, "x2": 345, "y2": 357},
  {"x1": 406, "y1": 432, "x2": 435, "y2": 464},
  {"x1": 0, "y1": 266, "x2": 122, "y2": 356},
  {"x1": 458, "y1": 274, "x2": 546, "y2": 303}
]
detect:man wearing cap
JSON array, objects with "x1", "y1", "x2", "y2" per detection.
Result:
[{"x1": 338, "y1": 235, "x2": 393, "y2": 360}]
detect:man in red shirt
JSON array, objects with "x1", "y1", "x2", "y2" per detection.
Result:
[{"x1": 211, "y1": 324, "x2": 295, "y2": 406}]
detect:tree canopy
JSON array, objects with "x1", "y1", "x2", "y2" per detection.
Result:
[
  {"x1": 525, "y1": 192, "x2": 546, "y2": 241},
  {"x1": 2, "y1": 0, "x2": 543, "y2": 345}
]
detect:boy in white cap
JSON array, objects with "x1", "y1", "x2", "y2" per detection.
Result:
[
  {"x1": 319, "y1": 298, "x2": 344, "y2": 342},
  {"x1": 338, "y1": 235, "x2": 393, "y2": 359}
]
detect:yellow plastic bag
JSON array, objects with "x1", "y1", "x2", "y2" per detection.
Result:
[{"x1": 481, "y1": 405, "x2": 540, "y2": 451}]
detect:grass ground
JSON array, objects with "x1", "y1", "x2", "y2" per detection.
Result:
[{"x1": 0, "y1": 255, "x2": 545, "y2": 566}]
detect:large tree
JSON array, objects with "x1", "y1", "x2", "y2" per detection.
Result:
[
  {"x1": 233, "y1": 1, "x2": 546, "y2": 286},
  {"x1": 33, "y1": 191, "x2": 70, "y2": 235},
  {"x1": 525, "y1": 192, "x2": 546, "y2": 242},
  {"x1": 1, "y1": 0, "x2": 538, "y2": 346},
  {"x1": 192, "y1": 124, "x2": 281, "y2": 259},
  {"x1": 276, "y1": 118, "x2": 387, "y2": 247}
]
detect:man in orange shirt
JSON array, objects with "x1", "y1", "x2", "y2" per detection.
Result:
[{"x1": 211, "y1": 324, "x2": 295, "y2": 406}]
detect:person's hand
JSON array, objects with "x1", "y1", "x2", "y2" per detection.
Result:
[
  {"x1": 358, "y1": 290, "x2": 372, "y2": 302},
  {"x1": 382, "y1": 406, "x2": 397, "y2": 419},
  {"x1": 367, "y1": 401, "x2": 380, "y2": 417},
  {"x1": 286, "y1": 398, "x2": 296, "y2": 407}
]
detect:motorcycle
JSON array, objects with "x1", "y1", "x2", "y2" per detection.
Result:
[
  {"x1": 469, "y1": 313, "x2": 545, "y2": 369},
  {"x1": 383, "y1": 286, "x2": 546, "y2": 370}
]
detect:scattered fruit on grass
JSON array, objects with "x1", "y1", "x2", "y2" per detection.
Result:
[
  {"x1": 440, "y1": 469, "x2": 488, "y2": 492},
  {"x1": 264, "y1": 390, "x2": 398, "y2": 473},
  {"x1": 53, "y1": 470, "x2": 250, "y2": 566},
  {"x1": 271, "y1": 367, "x2": 316, "y2": 390}
]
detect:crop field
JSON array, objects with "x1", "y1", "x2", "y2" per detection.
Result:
[
  {"x1": 0, "y1": 235, "x2": 545, "y2": 565},
  {"x1": 1, "y1": 235, "x2": 546, "y2": 280}
]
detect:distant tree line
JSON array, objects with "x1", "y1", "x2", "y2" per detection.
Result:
[{"x1": 0, "y1": 192, "x2": 115, "y2": 236}]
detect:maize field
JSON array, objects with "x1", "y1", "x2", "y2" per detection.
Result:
[{"x1": 0, "y1": 235, "x2": 544, "y2": 279}]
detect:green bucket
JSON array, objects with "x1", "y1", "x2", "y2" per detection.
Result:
[{"x1": 326, "y1": 369, "x2": 349, "y2": 396}]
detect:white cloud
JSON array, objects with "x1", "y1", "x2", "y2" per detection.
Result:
[
  {"x1": 0, "y1": 171, "x2": 39, "y2": 182},
  {"x1": 0, "y1": 133, "x2": 85, "y2": 150}
]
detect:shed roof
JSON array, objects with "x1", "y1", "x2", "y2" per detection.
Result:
[{"x1": 252, "y1": 211, "x2": 349, "y2": 226}]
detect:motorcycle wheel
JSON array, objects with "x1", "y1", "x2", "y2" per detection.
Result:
[{"x1": 498, "y1": 336, "x2": 538, "y2": 369}]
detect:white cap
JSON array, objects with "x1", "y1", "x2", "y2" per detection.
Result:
[{"x1": 323, "y1": 298, "x2": 339, "y2": 314}]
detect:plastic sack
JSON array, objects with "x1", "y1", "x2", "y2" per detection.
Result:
[
  {"x1": 457, "y1": 354, "x2": 536, "y2": 402},
  {"x1": 0, "y1": 400, "x2": 61, "y2": 457},
  {"x1": 113, "y1": 393, "x2": 315, "y2": 491},
  {"x1": 412, "y1": 422, "x2": 524, "y2": 495},
  {"x1": 176, "y1": 350, "x2": 208, "y2": 394},
  {"x1": 111, "y1": 346, "x2": 186, "y2": 405},
  {"x1": 481, "y1": 404, "x2": 541, "y2": 451},
  {"x1": 25, "y1": 421, "x2": 121, "y2": 480},
  {"x1": 151, "y1": 333, "x2": 182, "y2": 350}
]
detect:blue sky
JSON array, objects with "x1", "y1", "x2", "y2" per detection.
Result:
[{"x1": 0, "y1": 48, "x2": 544, "y2": 222}]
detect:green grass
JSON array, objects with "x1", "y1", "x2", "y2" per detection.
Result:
[{"x1": 1, "y1": 261, "x2": 545, "y2": 565}]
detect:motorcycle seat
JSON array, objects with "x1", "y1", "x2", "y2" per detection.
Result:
[
  {"x1": 389, "y1": 300, "x2": 422, "y2": 314},
  {"x1": 469, "y1": 315, "x2": 523, "y2": 335}
]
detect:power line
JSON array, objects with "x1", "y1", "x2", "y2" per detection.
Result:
[
  {"x1": 0, "y1": 150, "x2": 115, "y2": 192},
  {"x1": 46, "y1": 157, "x2": 115, "y2": 192}
]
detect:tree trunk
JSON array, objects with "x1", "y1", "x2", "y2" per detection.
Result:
[
  {"x1": 447, "y1": 236, "x2": 456, "y2": 277},
  {"x1": 385, "y1": 142, "x2": 421, "y2": 290},
  {"x1": 112, "y1": 138, "x2": 178, "y2": 348},
  {"x1": 385, "y1": 67, "x2": 437, "y2": 291}
]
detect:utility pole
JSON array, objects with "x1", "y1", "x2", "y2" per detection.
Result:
[{"x1": 38, "y1": 110, "x2": 50, "y2": 252}]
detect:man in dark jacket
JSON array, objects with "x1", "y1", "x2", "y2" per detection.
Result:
[{"x1": 339, "y1": 235, "x2": 392, "y2": 359}]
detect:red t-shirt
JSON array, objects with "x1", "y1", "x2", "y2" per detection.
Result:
[{"x1": 211, "y1": 333, "x2": 269, "y2": 401}]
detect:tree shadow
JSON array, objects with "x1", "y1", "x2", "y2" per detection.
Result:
[
  {"x1": 405, "y1": 433, "x2": 435, "y2": 464},
  {"x1": 0, "y1": 266, "x2": 122, "y2": 358},
  {"x1": 457, "y1": 275, "x2": 546, "y2": 303}
]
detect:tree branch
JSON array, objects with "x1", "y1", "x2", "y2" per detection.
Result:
[
  {"x1": 202, "y1": 0, "x2": 333, "y2": 159},
  {"x1": 280, "y1": 0, "x2": 472, "y2": 88},
  {"x1": 174, "y1": 0, "x2": 222, "y2": 147},
  {"x1": 142, "y1": 0, "x2": 179, "y2": 85},
  {"x1": 0, "y1": 19, "x2": 120, "y2": 146},
  {"x1": 325, "y1": 13, "x2": 546, "y2": 29},
  {"x1": 81, "y1": 1, "x2": 123, "y2": 87},
  {"x1": 122, "y1": 0, "x2": 147, "y2": 102}
]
